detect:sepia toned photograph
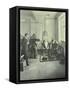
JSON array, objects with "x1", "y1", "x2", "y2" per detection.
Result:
[{"x1": 20, "y1": 9, "x2": 66, "y2": 81}]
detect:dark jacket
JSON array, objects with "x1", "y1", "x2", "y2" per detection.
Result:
[{"x1": 21, "y1": 37, "x2": 28, "y2": 58}]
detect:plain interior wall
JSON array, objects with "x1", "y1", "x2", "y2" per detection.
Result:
[
  {"x1": 20, "y1": 10, "x2": 65, "y2": 42},
  {"x1": 20, "y1": 12, "x2": 57, "y2": 41},
  {"x1": 58, "y1": 13, "x2": 65, "y2": 42},
  {"x1": 20, "y1": 18, "x2": 56, "y2": 41},
  {"x1": 45, "y1": 18, "x2": 56, "y2": 42}
]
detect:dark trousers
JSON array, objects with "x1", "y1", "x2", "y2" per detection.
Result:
[
  {"x1": 21, "y1": 49, "x2": 29, "y2": 66},
  {"x1": 24, "y1": 54, "x2": 29, "y2": 66},
  {"x1": 31, "y1": 47, "x2": 36, "y2": 58}
]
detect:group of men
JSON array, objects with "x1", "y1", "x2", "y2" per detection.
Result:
[{"x1": 20, "y1": 33, "x2": 65, "y2": 67}]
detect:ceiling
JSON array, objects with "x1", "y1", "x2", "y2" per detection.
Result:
[
  {"x1": 32, "y1": 11, "x2": 58, "y2": 18},
  {"x1": 20, "y1": 10, "x2": 62, "y2": 21}
]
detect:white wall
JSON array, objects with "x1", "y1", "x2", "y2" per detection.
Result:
[
  {"x1": 20, "y1": 15, "x2": 57, "y2": 41},
  {"x1": 58, "y1": 13, "x2": 65, "y2": 42},
  {"x1": 20, "y1": 18, "x2": 43, "y2": 40},
  {"x1": 45, "y1": 18, "x2": 56, "y2": 41}
]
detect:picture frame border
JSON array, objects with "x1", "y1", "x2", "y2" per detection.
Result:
[{"x1": 15, "y1": 6, "x2": 68, "y2": 84}]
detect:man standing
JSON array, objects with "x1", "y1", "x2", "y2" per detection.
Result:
[{"x1": 21, "y1": 33, "x2": 29, "y2": 66}]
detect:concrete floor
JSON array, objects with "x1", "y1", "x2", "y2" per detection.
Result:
[{"x1": 20, "y1": 58, "x2": 65, "y2": 80}]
